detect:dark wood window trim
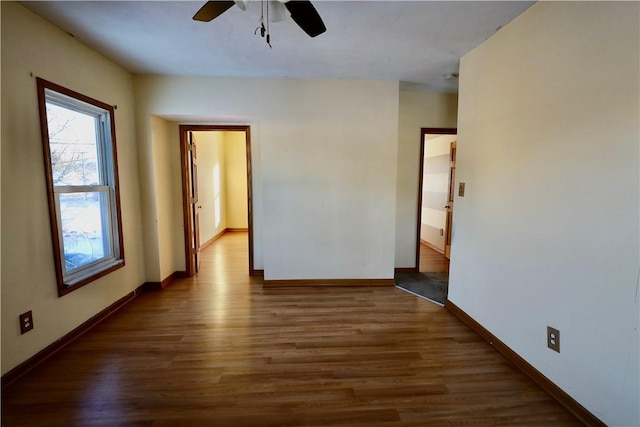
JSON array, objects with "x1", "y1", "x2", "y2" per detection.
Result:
[{"x1": 36, "y1": 78, "x2": 125, "y2": 296}]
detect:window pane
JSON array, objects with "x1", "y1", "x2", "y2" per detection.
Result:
[
  {"x1": 46, "y1": 102, "x2": 100, "y2": 186},
  {"x1": 59, "y1": 192, "x2": 112, "y2": 273}
]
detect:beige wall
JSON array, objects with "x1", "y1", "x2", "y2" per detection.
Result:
[
  {"x1": 151, "y1": 117, "x2": 184, "y2": 280},
  {"x1": 451, "y1": 2, "x2": 639, "y2": 425},
  {"x1": 224, "y1": 132, "x2": 248, "y2": 229},
  {"x1": 135, "y1": 77, "x2": 400, "y2": 280},
  {"x1": 194, "y1": 131, "x2": 227, "y2": 243},
  {"x1": 395, "y1": 91, "x2": 458, "y2": 268},
  {"x1": 1, "y1": 2, "x2": 146, "y2": 373}
]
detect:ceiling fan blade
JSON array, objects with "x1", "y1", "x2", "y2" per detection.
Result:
[
  {"x1": 284, "y1": 1, "x2": 326, "y2": 37},
  {"x1": 193, "y1": 1, "x2": 235, "y2": 22}
]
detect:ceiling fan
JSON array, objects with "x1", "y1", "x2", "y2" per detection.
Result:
[{"x1": 193, "y1": 0, "x2": 326, "y2": 38}]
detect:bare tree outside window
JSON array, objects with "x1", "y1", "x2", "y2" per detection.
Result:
[{"x1": 46, "y1": 104, "x2": 100, "y2": 186}]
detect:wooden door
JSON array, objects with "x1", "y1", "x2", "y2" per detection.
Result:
[
  {"x1": 188, "y1": 132, "x2": 201, "y2": 273},
  {"x1": 444, "y1": 141, "x2": 456, "y2": 259}
]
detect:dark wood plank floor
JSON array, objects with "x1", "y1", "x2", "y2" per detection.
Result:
[
  {"x1": 2, "y1": 232, "x2": 580, "y2": 426},
  {"x1": 419, "y1": 243, "x2": 449, "y2": 273}
]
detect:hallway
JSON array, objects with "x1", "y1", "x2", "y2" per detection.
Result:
[{"x1": 419, "y1": 243, "x2": 449, "y2": 273}]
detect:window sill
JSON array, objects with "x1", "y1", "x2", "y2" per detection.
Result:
[{"x1": 59, "y1": 259, "x2": 125, "y2": 296}]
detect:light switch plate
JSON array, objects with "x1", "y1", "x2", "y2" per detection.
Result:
[{"x1": 458, "y1": 182, "x2": 466, "y2": 197}]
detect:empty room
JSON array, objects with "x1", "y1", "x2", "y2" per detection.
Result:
[{"x1": 2, "y1": 1, "x2": 638, "y2": 426}]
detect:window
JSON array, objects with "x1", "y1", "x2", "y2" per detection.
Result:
[{"x1": 37, "y1": 79, "x2": 125, "y2": 296}]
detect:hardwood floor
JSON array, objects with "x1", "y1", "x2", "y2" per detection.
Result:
[
  {"x1": 419, "y1": 243, "x2": 449, "y2": 273},
  {"x1": 2, "y1": 232, "x2": 580, "y2": 426}
]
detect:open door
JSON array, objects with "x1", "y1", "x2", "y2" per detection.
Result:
[
  {"x1": 444, "y1": 141, "x2": 456, "y2": 259},
  {"x1": 188, "y1": 131, "x2": 201, "y2": 272}
]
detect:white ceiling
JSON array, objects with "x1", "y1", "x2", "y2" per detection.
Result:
[{"x1": 21, "y1": 1, "x2": 534, "y2": 93}]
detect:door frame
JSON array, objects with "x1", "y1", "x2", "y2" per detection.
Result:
[
  {"x1": 189, "y1": 130, "x2": 201, "y2": 273},
  {"x1": 444, "y1": 141, "x2": 456, "y2": 259},
  {"x1": 179, "y1": 124, "x2": 256, "y2": 276},
  {"x1": 415, "y1": 128, "x2": 457, "y2": 271}
]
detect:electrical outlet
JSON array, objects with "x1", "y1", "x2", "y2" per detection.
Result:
[
  {"x1": 547, "y1": 326, "x2": 560, "y2": 353},
  {"x1": 19, "y1": 311, "x2": 34, "y2": 334}
]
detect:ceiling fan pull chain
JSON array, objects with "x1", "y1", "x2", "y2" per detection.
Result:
[
  {"x1": 255, "y1": 4, "x2": 265, "y2": 37},
  {"x1": 255, "y1": 0, "x2": 270, "y2": 45},
  {"x1": 266, "y1": 0, "x2": 272, "y2": 48}
]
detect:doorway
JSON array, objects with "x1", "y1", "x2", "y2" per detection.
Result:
[
  {"x1": 179, "y1": 125, "x2": 256, "y2": 276},
  {"x1": 395, "y1": 127, "x2": 456, "y2": 306},
  {"x1": 416, "y1": 128, "x2": 457, "y2": 273}
]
